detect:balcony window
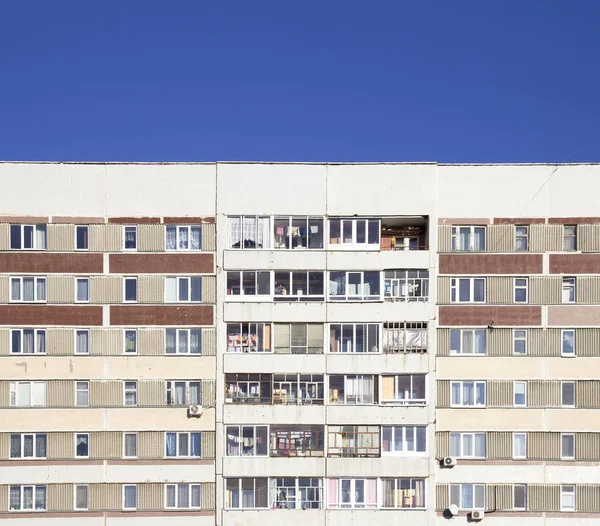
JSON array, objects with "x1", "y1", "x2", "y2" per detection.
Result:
[
  {"x1": 382, "y1": 426, "x2": 427, "y2": 455},
  {"x1": 327, "y1": 479, "x2": 377, "y2": 509},
  {"x1": 450, "y1": 432, "x2": 486, "y2": 458},
  {"x1": 165, "y1": 381, "x2": 200, "y2": 405},
  {"x1": 10, "y1": 224, "x2": 46, "y2": 250},
  {"x1": 10, "y1": 381, "x2": 46, "y2": 407},
  {"x1": 274, "y1": 323, "x2": 323, "y2": 354},
  {"x1": 383, "y1": 322, "x2": 427, "y2": 353},
  {"x1": 225, "y1": 374, "x2": 272, "y2": 404},
  {"x1": 450, "y1": 278, "x2": 485, "y2": 303},
  {"x1": 226, "y1": 271, "x2": 270, "y2": 297},
  {"x1": 563, "y1": 225, "x2": 577, "y2": 251},
  {"x1": 328, "y1": 218, "x2": 379, "y2": 249},
  {"x1": 381, "y1": 479, "x2": 425, "y2": 509},
  {"x1": 273, "y1": 374, "x2": 324, "y2": 405},
  {"x1": 226, "y1": 425, "x2": 268, "y2": 456},
  {"x1": 10, "y1": 433, "x2": 47, "y2": 459},
  {"x1": 165, "y1": 225, "x2": 201, "y2": 251},
  {"x1": 10, "y1": 277, "x2": 46, "y2": 303},
  {"x1": 225, "y1": 478, "x2": 269, "y2": 509},
  {"x1": 11, "y1": 329, "x2": 45, "y2": 355},
  {"x1": 327, "y1": 425, "x2": 380, "y2": 457},
  {"x1": 165, "y1": 329, "x2": 202, "y2": 354},
  {"x1": 228, "y1": 216, "x2": 270, "y2": 249},
  {"x1": 381, "y1": 374, "x2": 426, "y2": 405},
  {"x1": 329, "y1": 324, "x2": 378, "y2": 353},
  {"x1": 328, "y1": 271, "x2": 380, "y2": 301},
  {"x1": 384, "y1": 270, "x2": 429, "y2": 301},
  {"x1": 562, "y1": 278, "x2": 576, "y2": 303},
  {"x1": 124, "y1": 226, "x2": 137, "y2": 250},
  {"x1": 329, "y1": 375, "x2": 378, "y2": 405},
  {"x1": 450, "y1": 329, "x2": 486, "y2": 355},
  {"x1": 165, "y1": 483, "x2": 201, "y2": 509},
  {"x1": 270, "y1": 425, "x2": 324, "y2": 457},
  {"x1": 226, "y1": 323, "x2": 271, "y2": 353},
  {"x1": 9, "y1": 485, "x2": 46, "y2": 511},
  {"x1": 451, "y1": 226, "x2": 486, "y2": 251},
  {"x1": 165, "y1": 432, "x2": 201, "y2": 458},
  {"x1": 451, "y1": 381, "x2": 486, "y2": 407},
  {"x1": 273, "y1": 216, "x2": 323, "y2": 249},
  {"x1": 274, "y1": 271, "x2": 324, "y2": 301},
  {"x1": 165, "y1": 277, "x2": 201, "y2": 302},
  {"x1": 270, "y1": 478, "x2": 323, "y2": 509},
  {"x1": 450, "y1": 483, "x2": 485, "y2": 510},
  {"x1": 562, "y1": 330, "x2": 575, "y2": 356}
]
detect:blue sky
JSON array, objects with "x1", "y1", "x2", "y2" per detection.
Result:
[{"x1": 0, "y1": 1, "x2": 598, "y2": 163}]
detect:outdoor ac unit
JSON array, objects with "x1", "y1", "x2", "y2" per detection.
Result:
[
  {"x1": 471, "y1": 510, "x2": 484, "y2": 521},
  {"x1": 448, "y1": 504, "x2": 459, "y2": 516},
  {"x1": 442, "y1": 456, "x2": 456, "y2": 468},
  {"x1": 187, "y1": 405, "x2": 203, "y2": 418}
]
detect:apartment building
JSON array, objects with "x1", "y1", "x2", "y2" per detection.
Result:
[{"x1": 1, "y1": 161, "x2": 600, "y2": 526}]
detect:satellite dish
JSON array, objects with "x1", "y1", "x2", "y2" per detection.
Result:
[{"x1": 448, "y1": 504, "x2": 459, "y2": 516}]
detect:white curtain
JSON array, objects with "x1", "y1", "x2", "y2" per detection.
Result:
[
  {"x1": 191, "y1": 227, "x2": 201, "y2": 250},
  {"x1": 11, "y1": 278, "x2": 20, "y2": 300},
  {"x1": 190, "y1": 330, "x2": 201, "y2": 354},
  {"x1": 228, "y1": 217, "x2": 241, "y2": 248},
  {"x1": 36, "y1": 226, "x2": 47, "y2": 249},
  {"x1": 37, "y1": 331, "x2": 45, "y2": 354},
  {"x1": 166, "y1": 226, "x2": 177, "y2": 250},
  {"x1": 23, "y1": 331, "x2": 34, "y2": 354},
  {"x1": 178, "y1": 228, "x2": 189, "y2": 250},
  {"x1": 36, "y1": 279, "x2": 46, "y2": 301},
  {"x1": 23, "y1": 278, "x2": 34, "y2": 301}
]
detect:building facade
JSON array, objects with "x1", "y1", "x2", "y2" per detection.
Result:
[{"x1": 0, "y1": 161, "x2": 598, "y2": 525}]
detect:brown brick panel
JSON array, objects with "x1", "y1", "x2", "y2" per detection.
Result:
[
  {"x1": 0, "y1": 216, "x2": 48, "y2": 223},
  {"x1": 108, "y1": 217, "x2": 161, "y2": 224},
  {"x1": 548, "y1": 306, "x2": 600, "y2": 326},
  {"x1": 438, "y1": 218, "x2": 490, "y2": 225},
  {"x1": 163, "y1": 217, "x2": 215, "y2": 224},
  {"x1": 550, "y1": 254, "x2": 600, "y2": 274},
  {"x1": 110, "y1": 305, "x2": 213, "y2": 326},
  {"x1": 52, "y1": 216, "x2": 105, "y2": 224},
  {"x1": 494, "y1": 217, "x2": 545, "y2": 224},
  {"x1": 438, "y1": 306, "x2": 542, "y2": 326},
  {"x1": 109, "y1": 253, "x2": 214, "y2": 273},
  {"x1": 439, "y1": 254, "x2": 543, "y2": 274},
  {"x1": 548, "y1": 217, "x2": 600, "y2": 225},
  {"x1": 0, "y1": 306, "x2": 103, "y2": 326},
  {"x1": 0, "y1": 253, "x2": 103, "y2": 273}
]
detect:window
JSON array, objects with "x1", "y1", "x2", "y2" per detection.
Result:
[
  {"x1": 513, "y1": 484, "x2": 527, "y2": 510},
  {"x1": 329, "y1": 375, "x2": 377, "y2": 405},
  {"x1": 383, "y1": 322, "x2": 428, "y2": 353},
  {"x1": 562, "y1": 278, "x2": 576, "y2": 303},
  {"x1": 10, "y1": 382, "x2": 46, "y2": 407},
  {"x1": 75, "y1": 485, "x2": 88, "y2": 510},
  {"x1": 513, "y1": 433, "x2": 527, "y2": 459},
  {"x1": 327, "y1": 478, "x2": 377, "y2": 509},
  {"x1": 124, "y1": 330, "x2": 136, "y2": 354},
  {"x1": 166, "y1": 329, "x2": 202, "y2": 354},
  {"x1": 124, "y1": 277, "x2": 137, "y2": 302},
  {"x1": 514, "y1": 278, "x2": 528, "y2": 303},
  {"x1": 225, "y1": 478, "x2": 268, "y2": 509},
  {"x1": 10, "y1": 433, "x2": 47, "y2": 459},
  {"x1": 328, "y1": 271, "x2": 381, "y2": 301},
  {"x1": 270, "y1": 425, "x2": 324, "y2": 457},
  {"x1": 166, "y1": 225, "x2": 201, "y2": 251},
  {"x1": 10, "y1": 224, "x2": 46, "y2": 250},
  {"x1": 273, "y1": 374, "x2": 324, "y2": 405},
  {"x1": 75, "y1": 330, "x2": 89, "y2": 355},
  {"x1": 451, "y1": 226, "x2": 486, "y2": 251},
  {"x1": 165, "y1": 483, "x2": 201, "y2": 509},
  {"x1": 75, "y1": 381, "x2": 89, "y2": 406},
  {"x1": 75, "y1": 433, "x2": 89, "y2": 457},
  {"x1": 124, "y1": 381, "x2": 137, "y2": 406},
  {"x1": 327, "y1": 426, "x2": 380, "y2": 457},
  {"x1": 328, "y1": 218, "x2": 379, "y2": 249},
  {"x1": 225, "y1": 426, "x2": 268, "y2": 456},
  {"x1": 123, "y1": 485, "x2": 137, "y2": 510},
  {"x1": 450, "y1": 278, "x2": 485, "y2": 303},
  {"x1": 76, "y1": 226, "x2": 89, "y2": 250},
  {"x1": 274, "y1": 271, "x2": 325, "y2": 301},
  {"x1": 449, "y1": 484, "x2": 485, "y2": 510},
  {"x1": 563, "y1": 225, "x2": 577, "y2": 251},
  {"x1": 450, "y1": 329, "x2": 486, "y2": 355},
  {"x1": 382, "y1": 426, "x2": 427, "y2": 455},
  {"x1": 124, "y1": 226, "x2": 137, "y2": 250},
  {"x1": 226, "y1": 323, "x2": 271, "y2": 353},
  {"x1": 381, "y1": 478, "x2": 426, "y2": 509},
  {"x1": 226, "y1": 271, "x2": 270, "y2": 297},
  {"x1": 274, "y1": 323, "x2": 323, "y2": 354},
  {"x1": 561, "y1": 433, "x2": 575, "y2": 459},
  {"x1": 381, "y1": 374, "x2": 426, "y2": 405},
  {"x1": 123, "y1": 433, "x2": 137, "y2": 458},
  {"x1": 450, "y1": 432, "x2": 486, "y2": 458},
  {"x1": 515, "y1": 226, "x2": 529, "y2": 251},
  {"x1": 10, "y1": 277, "x2": 46, "y2": 302},
  {"x1": 384, "y1": 270, "x2": 429, "y2": 301},
  {"x1": 561, "y1": 485, "x2": 575, "y2": 511},
  {"x1": 225, "y1": 374, "x2": 272, "y2": 404},
  {"x1": 270, "y1": 478, "x2": 323, "y2": 509},
  {"x1": 165, "y1": 276, "x2": 201, "y2": 302},
  {"x1": 514, "y1": 382, "x2": 527, "y2": 406},
  {"x1": 561, "y1": 381, "x2": 575, "y2": 407},
  {"x1": 228, "y1": 216, "x2": 270, "y2": 249},
  {"x1": 562, "y1": 330, "x2": 575, "y2": 356},
  {"x1": 9, "y1": 485, "x2": 46, "y2": 511},
  {"x1": 513, "y1": 330, "x2": 527, "y2": 355},
  {"x1": 166, "y1": 432, "x2": 201, "y2": 457},
  {"x1": 450, "y1": 381, "x2": 486, "y2": 407},
  {"x1": 11, "y1": 329, "x2": 45, "y2": 354},
  {"x1": 75, "y1": 278, "x2": 89, "y2": 303},
  {"x1": 166, "y1": 381, "x2": 201, "y2": 405},
  {"x1": 274, "y1": 216, "x2": 324, "y2": 249},
  {"x1": 329, "y1": 324, "x2": 378, "y2": 353}
]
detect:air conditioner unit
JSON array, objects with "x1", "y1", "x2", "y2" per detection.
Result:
[
  {"x1": 448, "y1": 504, "x2": 459, "y2": 516},
  {"x1": 187, "y1": 405, "x2": 203, "y2": 418},
  {"x1": 441, "y1": 456, "x2": 456, "y2": 468},
  {"x1": 471, "y1": 510, "x2": 484, "y2": 521}
]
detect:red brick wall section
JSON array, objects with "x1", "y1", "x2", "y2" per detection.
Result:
[
  {"x1": 493, "y1": 218, "x2": 545, "y2": 224},
  {"x1": 108, "y1": 217, "x2": 162, "y2": 224},
  {"x1": 0, "y1": 306, "x2": 103, "y2": 326},
  {"x1": 549, "y1": 254, "x2": 600, "y2": 274},
  {"x1": 163, "y1": 217, "x2": 215, "y2": 224},
  {"x1": 548, "y1": 217, "x2": 600, "y2": 225},
  {"x1": 0, "y1": 253, "x2": 103, "y2": 273},
  {"x1": 439, "y1": 254, "x2": 543, "y2": 275},
  {"x1": 109, "y1": 254, "x2": 214, "y2": 273},
  {"x1": 439, "y1": 306, "x2": 542, "y2": 326},
  {"x1": 110, "y1": 306, "x2": 213, "y2": 326},
  {"x1": 381, "y1": 234, "x2": 394, "y2": 251}
]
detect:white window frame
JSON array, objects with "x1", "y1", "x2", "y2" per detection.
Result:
[
  {"x1": 165, "y1": 225, "x2": 202, "y2": 251},
  {"x1": 10, "y1": 277, "x2": 46, "y2": 303},
  {"x1": 124, "y1": 277, "x2": 138, "y2": 303},
  {"x1": 123, "y1": 226, "x2": 137, "y2": 250},
  {"x1": 327, "y1": 218, "x2": 380, "y2": 250},
  {"x1": 514, "y1": 277, "x2": 528, "y2": 303},
  {"x1": 563, "y1": 225, "x2": 577, "y2": 251},
  {"x1": 450, "y1": 329, "x2": 486, "y2": 355},
  {"x1": 560, "y1": 485, "x2": 575, "y2": 512},
  {"x1": 562, "y1": 277, "x2": 576, "y2": 304},
  {"x1": 449, "y1": 483, "x2": 485, "y2": 510},
  {"x1": 383, "y1": 269, "x2": 429, "y2": 301},
  {"x1": 166, "y1": 380, "x2": 201, "y2": 406},
  {"x1": 74, "y1": 433, "x2": 89, "y2": 458},
  {"x1": 10, "y1": 329, "x2": 46, "y2": 355},
  {"x1": 10, "y1": 224, "x2": 47, "y2": 250},
  {"x1": 513, "y1": 484, "x2": 527, "y2": 511},
  {"x1": 74, "y1": 484, "x2": 89, "y2": 511},
  {"x1": 225, "y1": 425, "x2": 270, "y2": 457},
  {"x1": 75, "y1": 225, "x2": 89, "y2": 251},
  {"x1": 381, "y1": 425, "x2": 427, "y2": 456},
  {"x1": 123, "y1": 484, "x2": 138, "y2": 511},
  {"x1": 9, "y1": 433, "x2": 47, "y2": 459},
  {"x1": 225, "y1": 478, "x2": 269, "y2": 509},
  {"x1": 9, "y1": 484, "x2": 47, "y2": 511},
  {"x1": 75, "y1": 277, "x2": 90, "y2": 303},
  {"x1": 513, "y1": 381, "x2": 527, "y2": 407},
  {"x1": 123, "y1": 381, "x2": 137, "y2": 406},
  {"x1": 561, "y1": 329, "x2": 576, "y2": 357},
  {"x1": 10, "y1": 381, "x2": 46, "y2": 407},
  {"x1": 226, "y1": 270, "x2": 271, "y2": 300},
  {"x1": 451, "y1": 225, "x2": 486, "y2": 251},
  {"x1": 449, "y1": 432, "x2": 486, "y2": 458},
  {"x1": 328, "y1": 271, "x2": 382, "y2": 302},
  {"x1": 123, "y1": 432, "x2": 138, "y2": 458},
  {"x1": 450, "y1": 381, "x2": 486, "y2": 407},
  {"x1": 74, "y1": 329, "x2": 89, "y2": 355},
  {"x1": 165, "y1": 276, "x2": 202, "y2": 303},
  {"x1": 513, "y1": 432, "x2": 527, "y2": 459},
  {"x1": 515, "y1": 225, "x2": 529, "y2": 251},
  {"x1": 227, "y1": 216, "x2": 271, "y2": 250},
  {"x1": 165, "y1": 431, "x2": 202, "y2": 458},
  {"x1": 273, "y1": 270, "x2": 326, "y2": 301},
  {"x1": 380, "y1": 374, "x2": 426, "y2": 405},
  {"x1": 328, "y1": 323, "x2": 380, "y2": 353},
  {"x1": 124, "y1": 330, "x2": 137, "y2": 354},
  {"x1": 75, "y1": 381, "x2": 90, "y2": 407},
  {"x1": 450, "y1": 278, "x2": 486, "y2": 303},
  {"x1": 513, "y1": 329, "x2": 528, "y2": 355},
  {"x1": 561, "y1": 433, "x2": 575, "y2": 460},
  {"x1": 165, "y1": 328, "x2": 202, "y2": 354},
  {"x1": 164, "y1": 483, "x2": 202, "y2": 509},
  {"x1": 328, "y1": 478, "x2": 377, "y2": 509},
  {"x1": 226, "y1": 323, "x2": 272, "y2": 353},
  {"x1": 561, "y1": 381, "x2": 576, "y2": 408},
  {"x1": 329, "y1": 375, "x2": 377, "y2": 405}
]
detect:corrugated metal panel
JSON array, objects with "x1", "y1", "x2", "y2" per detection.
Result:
[
  {"x1": 487, "y1": 276, "x2": 513, "y2": 304},
  {"x1": 89, "y1": 224, "x2": 122, "y2": 252},
  {"x1": 577, "y1": 276, "x2": 600, "y2": 304},
  {"x1": 202, "y1": 223, "x2": 216, "y2": 252},
  {"x1": 0, "y1": 276, "x2": 8, "y2": 303},
  {"x1": 576, "y1": 329, "x2": 600, "y2": 357},
  {"x1": 488, "y1": 224, "x2": 514, "y2": 252},
  {"x1": 90, "y1": 431, "x2": 122, "y2": 459},
  {"x1": 437, "y1": 277, "x2": 451, "y2": 304},
  {"x1": 487, "y1": 432, "x2": 511, "y2": 459},
  {"x1": 47, "y1": 275, "x2": 75, "y2": 303},
  {"x1": 202, "y1": 327, "x2": 216, "y2": 356},
  {"x1": 202, "y1": 379, "x2": 216, "y2": 407},
  {"x1": 0, "y1": 223, "x2": 9, "y2": 251},
  {"x1": 139, "y1": 431, "x2": 162, "y2": 458},
  {"x1": 529, "y1": 276, "x2": 561, "y2": 305},
  {"x1": 576, "y1": 433, "x2": 600, "y2": 460},
  {"x1": 90, "y1": 276, "x2": 123, "y2": 304},
  {"x1": 202, "y1": 483, "x2": 216, "y2": 511},
  {"x1": 0, "y1": 483, "x2": 7, "y2": 512},
  {"x1": 436, "y1": 431, "x2": 449, "y2": 458},
  {"x1": 528, "y1": 432, "x2": 560, "y2": 460},
  {"x1": 201, "y1": 431, "x2": 216, "y2": 459},
  {"x1": 138, "y1": 328, "x2": 164, "y2": 355},
  {"x1": 47, "y1": 329, "x2": 73, "y2": 356},
  {"x1": 530, "y1": 224, "x2": 562, "y2": 252},
  {"x1": 138, "y1": 275, "x2": 164, "y2": 303},
  {"x1": 47, "y1": 224, "x2": 75, "y2": 251},
  {"x1": 496, "y1": 484, "x2": 513, "y2": 511},
  {"x1": 436, "y1": 484, "x2": 449, "y2": 511},
  {"x1": 486, "y1": 485, "x2": 496, "y2": 510},
  {"x1": 578, "y1": 224, "x2": 600, "y2": 252},
  {"x1": 529, "y1": 484, "x2": 560, "y2": 511},
  {"x1": 139, "y1": 483, "x2": 163, "y2": 511},
  {"x1": 577, "y1": 381, "x2": 600, "y2": 408},
  {"x1": 0, "y1": 329, "x2": 10, "y2": 356},
  {"x1": 577, "y1": 485, "x2": 600, "y2": 512},
  {"x1": 138, "y1": 224, "x2": 164, "y2": 252},
  {"x1": 0, "y1": 382, "x2": 9, "y2": 407},
  {"x1": 48, "y1": 483, "x2": 73, "y2": 512},
  {"x1": 0, "y1": 434, "x2": 9, "y2": 460},
  {"x1": 437, "y1": 380, "x2": 450, "y2": 408},
  {"x1": 138, "y1": 380, "x2": 164, "y2": 407},
  {"x1": 488, "y1": 328, "x2": 511, "y2": 356},
  {"x1": 90, "y1": 380, "x2": 122, "y2": 407},
  {"x1": 529, "y1": 329, "x2": 561, "y2": 356},
  {"x1": 90, "y1": 328, "x2": 123, "y2": 356},
  {"x1": 47, "y1": 380, "x2": 75, "y2": 407},
  {"x1": 202, "y1": 275, "x2": 216, "y2": 304},
  {"x1": 528, "y1": 380, "x2": 560, "y2": 407},
  {"x1": 90, "y1": 483, "x2": 121, "y2": 511},
  {"x1": 438, "y1": 225, "x2": 452, "y2": 252},
  {"x1": 436, "y1": 329, "x2": 450, "y2": 356},
  {"x1": 488, "y1": 380, "x2": 512, "y2": 408},
  {"x1": 48, "y1": 432, "x2": 73, "y2": 459}
]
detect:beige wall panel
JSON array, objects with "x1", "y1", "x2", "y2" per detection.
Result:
[
  {"x1": 437, "y1": 380, "x2": 450, "y2": 408},
  {"x1": 47, "y1": 380, "x2": 75, "y2": 407},
  {"x1": 437, "y1": 329, "x2": 450, "y2": 356},
  {"x1": 138, "y1": 380, "x2": 164, "y2": 407},
  {"x1": 436, "y1": 431, "x2": 450, "y2": 458},
  {"x1": 48, "y1": 483, "x2": 73, "y2": 512},
  {"x1": 577, "y1": 485, "x2": 600, "y2": 512},
  {"x1": 201, "y1": 431, "x2": 215, "y2": 459},
  {"x1": 529, "y1": 484, "x2": 560, "y2": 511},
  {"x1": 488, "y1": 224, "x2": 514, "y2": 252},
  {"x1": 202, "y1": 328, "x2": 216, "y2": 356},
  {"x1": 437, "y1": 357, "x2": 544, "y2": 380},
  {"x1": 47, "y1": 275, "x2": 75, "y2": 303},
  {"x1": 487, "y1": 432, "x2": 512, "y2": 459},
  {"x1": 436, "y1": 484, "x2": 448, "y2": 511},
  {"x1": 0, "y1": 433, "x2": 9, "y2": 460},
  {"x1": 487, "y1": 380, "x2": 512, "y2": 408},
  {"x1": 548, "y1": 409, "x2": 600, "y2": 431},
  {"x1": 438, "y1": 225, "x2": 452, "y2": 252},
  {"x1": 138, "y1": 224, "x2": 164, "y2": 252},
  {"x1": 138, "y1": 328, "x2": 164, "y2": 355},
  {"x1": 530, "y1": 224, "x2": 562, "y2": 252},
  {"x1": 202, "y1": 379, "x2": 216, "y2": 407},
  {"x1": 576, "y1": 433, "x2": 600, "y2": 461},
  {"x1": 90, "y1": 275, "x2": 122, "y2": 304},
  {"x1": 90, "y1": 380, "x2": 122, "y2": 407},
  {"x1": 139, "y1": 482, "x2": 162, "y2": 511},
  {"x1": 577, "y1": 380, "x2": 600, "y2": 408},
  {"x1": 437, "y1": 277, "x2": 451, "y2": 304},
  {"x1": 578, "y1": 224, "x2": 600, "y2": 252},
  {"x1": 202, "y1": 275, "x2": 216, "y2": 304},
  {"x1": 48, "y1": 432, "x2": 73, "y2": 459},
  {"x1": 577, "y1": 276, "x2": 600, "y2": 304},
  {"x1": 0, "y1": 483, "x2": 6, "y2": 512},
  {"x1": 202, "y1": 483, "x2": 216, "y2": 510},
  {"x1": 90, "y1": 328, "x2": 123, "y2": 356},
  {"x1": 47, "y1": 224, "x2": 75, "y2": 251},
  {"x1": 47, "y1": 328, "x2": 73, "y2": 356},
  {"x1": 139, "y1": 431, "x2": 163, "y2": 458},
  {"x1": 138, "y1": 275, "x2": 164, "y2": 303},
  {"x1": 528, "y1": 432, "x2": 560, "y2": 460},
  {"x1": 530, "y1": 276, "x2": 561, "y2": 305},
  {"x1": 91, "y1": 431, "x2": 122, "y2": 459},
  {"x1": 576, "y1": 329, "x2": 600, "y2": 356},
  {"x1": 0, "y1": 276, "x2": 8, "y2": 303},
  {"x1": 90, "y1": 483, "x2": 121, "y2": 511},
  {"x1": 437, "y1": 408, "x2": 543, "y2": 431},
  {"x1": 0, "y1": 382, "x2": 9, "y2": 407},
  {"x1": 0, "y1": 223, "x2": 9, "y2": 251},
  {"x1": 89, "y1": 224, "x2": 122, "y2": 252},
  {"x1": 488, "y1": 328, "x2": 512, "y2": 356},
  {"x1": 0, "y1": 329, "x2": 10, "y2": 356},
  {"x1": 201, "y1": 223, "x2": 216, "y2": 252},
  {"x1": 487, "y1": 276, "x2": 513, "y2": 304},
  {"x1": 528, "y1": 380, "x2": 560, "y2": 408}
]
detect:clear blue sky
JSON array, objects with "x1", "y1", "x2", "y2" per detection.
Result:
[{"x1": 0, "y1": 1, "x2": 598, "y2": 163}]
